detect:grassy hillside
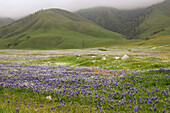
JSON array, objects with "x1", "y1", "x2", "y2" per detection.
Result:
[
  {"x1": 76, "y1": 7, "x2": 147, "y2": 38},
  {"x1": 76, "y1": 7, "x2": 131, "y2": 35},
  {"x1": 0, "y1": 9, "x2": 125, "y2": 49},
  {"x1": 129, "y1": 0, "x2": 170, "y2": 39},
  {"x1": 136, "y1": 35, "x2": 170, "y2": 51},
  {"x1": 0, "y1": 17, "x2": 14, "y2": 27},
  {"x1": 76, "y1": 0, "x2": 170, "y2": 40}
]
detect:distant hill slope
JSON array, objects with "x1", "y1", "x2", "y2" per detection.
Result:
[
  {"x1": 76, "y1": 7, "x2": 130, "y2": 35},
  {"x1": 76, "y1": 0, "x2": 170, "y2": 40},
  {"x1": 128, "y1": 0, "x2": 170, "y2": 39},
  {"x1": 75, "y1": 7, "x2": 146, "y2": 38},
  {"x1": 0, "y1": 17, "x2": 14, "y2": 27},
  {"x1": 0, "y1": 9, "x2": 125, "y2": 49}
]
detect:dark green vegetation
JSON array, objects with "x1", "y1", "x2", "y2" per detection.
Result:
[
  {"x1": 76, "y1": 0, "x2": 170, "y2": 39},
  {"x1": 76, "y1": 7, "x2": 145, "y2": 37},
  {"x1": 0, "y1": 17, "x2": 14, "y2": 27},
  {"x1": 130, "y1": 0, "x2": 170, "y2": 39},
  {"x1": 0, "y1": 9, "x2": 125, "y2": 49}
]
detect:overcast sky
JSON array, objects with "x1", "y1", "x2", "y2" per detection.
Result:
[{"x1": 0, "y1": 0, "x2": 164, "y2": 19}]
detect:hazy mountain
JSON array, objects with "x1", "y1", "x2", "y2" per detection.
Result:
[
  {"x1": 0, "y1": 9, "x2": 125, "y2": 49},
  {"x1": 75, "y1": 7, "x2": 147, "y2": 38},
  {"x1": 0, "y1": 17, "x2": 14, "y2": 27},
  {"x1": 128, "y1": 0, "x2": 170, "y2": 39},
  {"x1": 121, "y1": 8, "x2": 146, "y2": 18},
  {"x1": 76, "y1": 0, "x2": 170, "y2": 39},
  {"x1": 76, "y1": 7, "x2": 131, "y2": 35}
]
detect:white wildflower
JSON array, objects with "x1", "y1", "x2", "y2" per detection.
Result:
[
  {"x1": 115, "y1": 57, "x2": 120, "y2": 60},
  {"x1": 46, "y1": 95, "x2": 52, "y2": 100},
  {"x1": 152, "y1": 47, "x2": 157, "y2": 49},
  {"x1": 91, "y1": 56, "x2": 96, "y2": 58},
  {"x1": 92, "y1": 60, "x2": 96, "y2": 63},
  {"x1": 91, "y1": 76, "x2": 95, "y2": 79},
  {"x1": 102, "y1": 57, "x2": 106, "y2": 61}
]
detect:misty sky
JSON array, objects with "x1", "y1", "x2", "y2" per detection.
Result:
[{"x1": 0, "y1": 0, "x2": 164, "y2": 19}]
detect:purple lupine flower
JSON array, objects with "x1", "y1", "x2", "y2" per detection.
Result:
[
  {"x1": 40, "y1": 104, "x2": 43, "y2": 107},
  {"x1": 136, "y1": 106, "x2": 138, "y2": 112},
  {"x1": 154, "y1": 105, "x2": 156, "y2": 111},
  {"x1": 129, "y1": 105, "x2": 132, "y2": 108},
  {"x1": 110, "y1": 105, "x2": 113, "y2": 109},
  {"x1": 140, "y1": 106, "x2": 142, "y2": 109},
  {"x1": 16, "y1": 109, "x2": 19, "y2": 112},
  {"x1": 57, "y1": 105, "x2": 60, "y2": 108},
  {"x1": 100, "y1": 108, "x2": 102, "y2": 112},
  {"x1": 165, "y1": 99, "x2": 168, "y2": 102},
  {"x1": 150, "y1": 107, "x2": 152, "y2": 111}
]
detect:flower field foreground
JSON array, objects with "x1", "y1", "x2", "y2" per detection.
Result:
[{"x1": 0, "y1": 63, "x2": 170, "y2": 113}]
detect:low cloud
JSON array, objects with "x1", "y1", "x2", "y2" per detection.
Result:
[{"x1": 0, "y1": 0, "x2": 164, "y2": 19}]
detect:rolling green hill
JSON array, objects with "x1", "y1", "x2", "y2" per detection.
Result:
[
  {"x1": 75, "y1": 7, "x2": 146, "y2": 38},
  {"x1": 76, "y1": 7, "x2": 130, "y2": 35},
  {"x1": 0, "y1": 9, "x2": 125, "y2": 49},
  {"x1": 0, "y1": 17, "x2": 14, "y2": 27},
  {"x1": 128, "y1": 0, "x2": 170, "y2": 39},
  {"x1": 76, "y1": 0, "x2": 170, "y2": 40}
]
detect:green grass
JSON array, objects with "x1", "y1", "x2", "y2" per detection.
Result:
[
  {"x1": 0, "y1": 9, "x2": 125, "y2": 49},
  {"x1": 133, "y1": 1, "x2": 170, "y2": 39},
  {"x1": 33, "y1": 54, "x2": 170, "y2": 70},
  {"x1": 140, "y1": 36, "x2": 170, "y2": 46},
  {"x1": 0, "y1": 88, "x2": 91, "y2": 113}
]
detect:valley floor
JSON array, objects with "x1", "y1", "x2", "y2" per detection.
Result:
[{"x1": 0, "y1": 48, "x2": 169, "y2": 113}]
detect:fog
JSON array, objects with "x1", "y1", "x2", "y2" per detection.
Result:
[{"x1": 0, "y1": 0, "x2": 164, "y2": 19}]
